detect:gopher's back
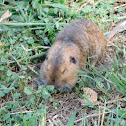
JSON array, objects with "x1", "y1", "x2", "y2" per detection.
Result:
[{"x1": 55, "y1": 19, "x2": 107, "y2": 67}]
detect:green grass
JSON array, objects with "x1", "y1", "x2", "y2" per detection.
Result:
[
  {"x1": 0, "y1": 0, "x2": 126, "y2": 125},
  {"x1": 79, "y1": 54, "x2": 126, "y2": 95}
]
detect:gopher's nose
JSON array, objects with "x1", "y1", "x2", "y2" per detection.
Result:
[{"x1": 52, "y1": 79, "x2": 55, "y2": 83}]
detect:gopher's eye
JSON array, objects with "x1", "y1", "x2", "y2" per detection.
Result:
[{"x1": 70, "y1": 56, "x2": 76, "y2": 64}]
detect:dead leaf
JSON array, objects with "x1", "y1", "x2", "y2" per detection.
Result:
[
  {"x1": 0, "y1": 9, "x2": 9, "y2": 23},
  {"x1": 81, "y1": 87, "x2": 99, "y2": 104},
  {"x1": 0, "y1": 43, "x2": 5, "y2": 47}
]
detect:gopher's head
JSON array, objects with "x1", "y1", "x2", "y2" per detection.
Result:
[{"x1": 40, "y1": 41, "x2": 80, "y2": 90}]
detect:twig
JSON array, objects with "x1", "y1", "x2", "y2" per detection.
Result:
[{"x1": 106, "y1": 20, "x2": 126, "y2": 40}]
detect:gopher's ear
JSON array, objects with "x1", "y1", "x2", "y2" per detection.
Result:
[{"x1": 70, "y1": 56, "x2": 76, "y2": 64}]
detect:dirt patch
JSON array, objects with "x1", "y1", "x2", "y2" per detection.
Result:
[
  {"x1": 47, "y1": 93, "x2": 84, "y2": 125},
  {"x1": 46, "y1": 92, "x2": 100, "y2": 126}
]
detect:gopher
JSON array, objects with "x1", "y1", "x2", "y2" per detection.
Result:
[{"x1": 40, "y1": 19, "x2": 107, "y2": 89}]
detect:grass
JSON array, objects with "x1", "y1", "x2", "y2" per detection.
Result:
[
  {"x1": 0, "y1": 0, "x2": 126, "y2": 125},
  {"x1": 79, "y1": 53, "x2": 126, "y2": 95},
  {"x1": 78, "y1": 56, "x2": 126, "y2": 125}
]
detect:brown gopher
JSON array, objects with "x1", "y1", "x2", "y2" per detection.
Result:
[{"x1": 40, "y1": 19, "x2": 107, "y2": 89}]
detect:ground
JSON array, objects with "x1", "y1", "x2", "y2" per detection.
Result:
[{"x1": 31, "y1": 32, "x2": 126, "y2": 125}]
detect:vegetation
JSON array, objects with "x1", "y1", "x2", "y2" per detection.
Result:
[{"x1": 0, "y1": 0, "x2": 126, "y2": 125}]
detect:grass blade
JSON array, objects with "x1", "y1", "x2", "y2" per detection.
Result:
[{"x1": 66, "y1": 109, "x2": 77, "y2": 126}]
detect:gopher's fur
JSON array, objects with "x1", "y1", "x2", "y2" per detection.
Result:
[{"x1": 40, "y1": 19, "x2": 107, "y2": 89}]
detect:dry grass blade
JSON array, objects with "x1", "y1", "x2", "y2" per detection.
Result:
[
  {"x1": 10, "y1": 110, "x2": 34, "y2": 115},
  {"x1": 101, "y1": 100, "x2": 106, "y2": 126},
  {"x1": 107, "y1": 20, "x2": 126, "y2": 40},
  {"x1": 74, "y1": 112, "x2": 111, "y2": 123}
]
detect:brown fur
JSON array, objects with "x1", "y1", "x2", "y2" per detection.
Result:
[{"x1": 40, "y1": 19, "x2": 107, "y2": 89}]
